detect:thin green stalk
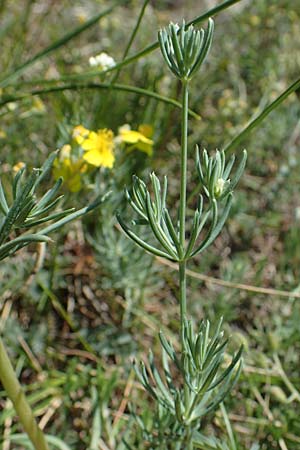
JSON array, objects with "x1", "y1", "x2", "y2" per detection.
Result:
[
  {"x1": 179, "y1": 81, "x2": 189, "y2": 344},
  {"x1": 186, "y1": 428, "x2": 194, "y2": 450},
  {"x1": 0, "y1": 336, "x2": 49, "y2": 450},
  {"x1": 111, "y1": 0, "x2": 150, "y2": 84},
  {"x1": 95, "y1": 0, "x2": 149, "y2": 123},
  {"x1": 179, "y1": 82, "x2": 189, "y2": 247},
  {"x1": 179, "y1": 261, "x2": 187, "y2": 344},
  {"x1": 224, "y1": 76, "x2": 300, "y2": 152},
  {"x1": 0, "y1": 82, "x2": 200, "y2": 120},
  {"x1": 220, "y1": 402, "x2": 237, "y2": 450}
]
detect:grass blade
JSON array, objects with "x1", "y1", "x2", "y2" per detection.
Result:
[
  {"x1": 224, "y1": 77, "x2": 300, "y2": 152},
  {"x1": 0, "y1": 83, "x2": 201, "y2": 120}
]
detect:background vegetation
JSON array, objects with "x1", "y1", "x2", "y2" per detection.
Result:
[{"x1": 0, "y1": 0, "x2": 300, "y2": 449}]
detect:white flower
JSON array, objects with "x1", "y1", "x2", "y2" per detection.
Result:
[
  {"x1": 214, "y1": 178, "x2": 226, "y2": 197},
  {"x1": 89, "y1": 52, "x2": 116, "y2": 70}
]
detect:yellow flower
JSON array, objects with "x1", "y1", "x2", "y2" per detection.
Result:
[
  {"x1": 72, "y1": 125, "x2": 90, "y2": 145},
  {"x1": 81, "y1": 129, "x2": 115, "y2": 168},
  {"x1": 53, "y1": 145, "x2": 87, "y2": 193},
  {"x1": 118, "y1": 124, "x2": 153, "y2": 156},
  {"x1": 13, "y1": 161, "x2": 26, "y2": 173}
]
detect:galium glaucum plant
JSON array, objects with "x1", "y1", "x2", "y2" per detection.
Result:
[{"x1": 118, "y1": 19, "x2": 247, "y2": 448}]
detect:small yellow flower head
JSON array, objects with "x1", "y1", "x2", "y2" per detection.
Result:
[
  {"x1": 72, "y1": 125, "x2": 90, "y2": 145},
  {"x1": 118, "y1": 124, "x2": 153, "y2": 156},
  {"x1": 53, "y1": 145, "x2": 87, "y2": 193},
  {"x1": 0, "y1": 129, "x2": 7, "y2": 139},
  {"x1": 13, "y1": 161, "x2": 26, "y2": 173},
  {"x1": 81, "y1": 129, "x2": 115, "y2": 169}
]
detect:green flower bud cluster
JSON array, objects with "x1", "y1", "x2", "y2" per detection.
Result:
[
  {"x1": 197, "y1": 147, "x2": 247, "y2": 201},
  {"x1": 158, "y1": 19, "x2": 214, "y2": 81}
]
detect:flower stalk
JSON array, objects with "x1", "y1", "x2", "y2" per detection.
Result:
[
  {"x1": 0, "y1": 336, "x2": 49, "y2": 450},
  {"x1": 179, "y1": 80, "x2": 189, "y2": 344}
]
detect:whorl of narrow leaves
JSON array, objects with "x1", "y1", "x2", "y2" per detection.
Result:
[
  {"x1": 158, "y1": 18, "x2": 214, "y2": 81},
  {"x1": 196, "y1": 147, "x2": 247, "y2": 201},
  {"x1": 118, "y1": 147, "x2": 247, "y2": 262},
  {"x1": 117, "y1": 173, "x2": 181, "y2": 261},
  {"x1": 0, "y1": 153, "x2": 106, "y2": 261},
  {"x1": 134, "y1": 319, "x2": 242, "y2": 427}
]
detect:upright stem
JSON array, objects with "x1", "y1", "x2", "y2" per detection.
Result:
[
  {"x1": 179, "y1": 260, "x2": 187, "y2": 343},
  {"x1": 179, "y1": 80, "x2": 189, "y2": 344},
  {"x1": 0, "y1": 336, "x2": 49, "y2": 450}
]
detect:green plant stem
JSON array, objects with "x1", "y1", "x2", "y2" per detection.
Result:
[
  {"x1": 179, "y1": 81, "x2": 189, "y2": 344},
  {"x1": 220, "y1": 402, "x2": 237, "y2": 450},
  {"x1": 179, "y1": 81, "x2": 189, "y2": 247},
  {"x1": 179, "y1": 261, "x2": 187, "y2": 344},
  {"x1": 185, "y1": 427, "x2": 194, "y2": 450},
  {"x1": 97, "y1": 0, "x2": 150, "y2": 122},
  {"x1": 0, "y1": 336, "x2": 49, "y2": 450},
  {"x1": 111, "y1": 0, "x2": 150, "y2": 84},
  {"x1": 0, "y1": 82, "x2": 200, "y2": 120}
]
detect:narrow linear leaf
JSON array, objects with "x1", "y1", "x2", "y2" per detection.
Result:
[
  {"x1": 0, "y1": 234, "x2": 51, "y2": 261},
  {"x1": 191, "y1": 199, "x2": 218, "y2": 257},
  {"x1": 145, "y1": 193, "x2": 178, "y2": 259},
  {"x1": 117, "y1": 213, "x2": 173, "y2": 259},
  {"x1": 192, "y1": 195, "x2": 233, "y2": 257},
  {"x1": 31, "y1": 178, "x2": 63, "y2": 215},
  {"x1": 0, "y1": 83, "x2": 201, "y2": 120},
  {"x1": 0, "y1": 180, "x2": 9, "y2": 215},
  {"x1": 0, "y1": 170, "x2": 39, "y2": 245},
  {"x1": 38, "y1": 196, "x2": 106, "y2": 236},
  {"x1": 24, "y1": 208, "x2": 75, "y2": 228},
  {"x1": 224, "y1": 77, "x2": 300, "y2": 152},
  {"x1": 221, "y1": 150, "x2": 247, "y2": 197}
]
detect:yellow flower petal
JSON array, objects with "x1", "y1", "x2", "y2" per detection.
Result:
[
  {"x1": 120, "y1": 129, "x2": 153, "y2": 145},
  {"x1": 73, "y1": 125, "x2": 90, "y2": 145},
  {"x1": 81, "y1": 131, "x2": 99, "y2": 151},
  {"x1": 83, "y1": 149, "x2": 115, "y2": 168},
  {"x1": 119, "y1": 128, "x2": 154, "y2": 156},
  {"x1": 13, "y1": 161, "x2": 26, "y2": 173},
  {"x1": 80, "y1": 128, "x2": 115, "y2": 169}
]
